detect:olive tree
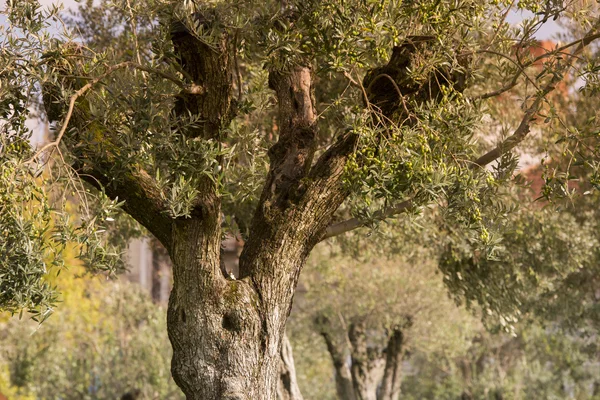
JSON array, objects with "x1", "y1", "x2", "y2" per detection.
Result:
[
  {"x1": 292, "y1": 242, "x2": 476, "y2": 400},
  {"x1": 2, "y1": 0, "x2": 600, "y2": 398}
]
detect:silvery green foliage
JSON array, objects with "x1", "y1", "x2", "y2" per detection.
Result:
[
  {"x1": 0, "y1": 1, "x2": 132, "y2": 320},
  {"x1": 440, "y1": 198, "x2": 600, "y2": 334},
  {"x1": 2, "y1": 0, "x2": 600, "y2": 324}
]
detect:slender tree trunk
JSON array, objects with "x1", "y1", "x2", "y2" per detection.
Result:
[
  {"x1": 278, "y1": 333, "x2": 304, "y2": 400},
  {"x1": 348, "y1": 322, "x2": 385, "y2": 400},
  {"x1": 378, "y1": 328, "x2": 404, "y2": 400},
  {"x1": 317, "y1": 317, "x2": 357, "y2": 400}
]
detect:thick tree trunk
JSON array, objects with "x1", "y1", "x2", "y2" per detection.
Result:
[
  {"x1": 167, "y1": 220, "x2": 256, "y2": 399},
  {"x1": 277, "y1": 333, "x2": 304, "y2": 400},
  {"x1": 166, "y1": 18, "x2": 291, "y2": 399},
  {"x1": 166, "y1": 217, "x2": 318, "y2": 399}
]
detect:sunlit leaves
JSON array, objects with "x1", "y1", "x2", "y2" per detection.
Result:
[{"x1": 440, "y1": 203, "x2": 599, "y2": 334}]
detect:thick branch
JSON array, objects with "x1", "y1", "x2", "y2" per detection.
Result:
[
  {"x1": 171, "y1": 20, "x2": 235, "y2": 140},
  {"x1": 321, "y1": 22, "x2": 600, "y2": 241},
  {"x1": 168, "y1": 17, "x2": 235, "y2": 225},
  {"x1": 77, "y1": 164, "x2": 172, "y2": 246},
  {"x1": 261, "y1": 66, "x2": 318, "y2": 211},
  {"x1": 239, "y1": 66, "x2": 326, "y2": 276}
]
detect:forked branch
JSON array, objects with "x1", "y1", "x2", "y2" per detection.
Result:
[{"x1": 322, "y1": 22, "x2": 600, "y2": 241}]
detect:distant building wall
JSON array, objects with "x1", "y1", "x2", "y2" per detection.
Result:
[{"x1": 125, "y1": 237, "x2": 171, "y2": 304}]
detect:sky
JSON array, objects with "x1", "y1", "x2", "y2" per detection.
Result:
[
  {"x1": 507, "y1": 9, "x2": 563, "y2": 40},
  {"x1": 39, "y1": 0, "x2": 77, "y2": 7}
]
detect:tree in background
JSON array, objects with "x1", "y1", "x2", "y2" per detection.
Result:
[
  {"x1": 290, "y1": 241, "x2": 477, "y2": 400},
  {"x1": 288, "y1": 207, "x2": 600, "y2": 400},
  {"x1": 398, "y1": 323, "x2": 600, "y2": 400},
  {"x1": 3, "y1": 0, "x2": 600, "y2": 397},
  {"x1": 0, "y1": 255, "x2": 181, "y2": 399}
]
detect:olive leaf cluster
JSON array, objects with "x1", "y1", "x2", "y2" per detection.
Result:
[
  {"x1": 439, "y1": 198, "x2": 600, "y2": 334},
  {"x1": 2, "y1": 0, "x2": 600, "y2": 327},
  {"x1": 0, "y1": 1, "x2": 140, "y2": 319}
]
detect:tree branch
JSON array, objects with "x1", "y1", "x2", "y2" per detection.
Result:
[
  {"x1": 473, "y1": 22, "x2": 600, "y2": 167},
  {"x1": 321, "y1": 21, "x2": 600, "y2": 241},
  {"x1": 260, "y1": 66, "x2": 318, "y2": 211},
  {"x1": 322, "y1": 200, "x2": 413, "y2": 241},
  {"x1": 40, "y1": 57, "x2": 176, "y2": 246},
  {"x1": 473, "y1": 31, "x2": 600, "y2": 101},
  {"x1": 76, "y1": 163, "x2": 173, "y2": 246}
]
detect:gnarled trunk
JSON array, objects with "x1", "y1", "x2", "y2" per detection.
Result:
[
  {"x1": 318, "y1": 318, "x2": 406, "y2": 400},
  {"x1": 166, "y1": 208, "x2": 326, "y2": 400},
  {"x1": 148, "y1": 225, "x2": 302, "y2": 400},
  {"x1": 166, "y1": 221, "x2": 303, "y2": 399}
]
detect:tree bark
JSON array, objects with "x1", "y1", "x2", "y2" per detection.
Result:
[
  {"x1": 348, "y1": 322, "x2": 385, "y2": 400},
  {"x1": 317, "y1": 317, "x2": 357, "y2": 400},
  {"x1": 378, "y1": 328, "x2": 404, "y2": 400},
  {"x1": 278, "y1": 333, "x2": 304, "y2": 400}
]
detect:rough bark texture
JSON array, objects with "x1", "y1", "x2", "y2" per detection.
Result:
[
  {"x1": 42, "y1": 14, "x2": 430, "y2": 400},
  {"x1": 277, "y1": 333, "x2": 304, "y2": 400}
]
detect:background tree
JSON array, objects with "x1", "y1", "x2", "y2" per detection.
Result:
[
  {"x1": 290, "y1": 240, "x2": 477, "y2": 400},
  {"x1": 0, "y1": 254, "x2": 181, "y2": 399},
  {"x1": 399, "y1": 323, "x2": 600, "y2": 400},
  {"x1": 2, "y1": 0, "x2": 600, "y2": 398}
]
